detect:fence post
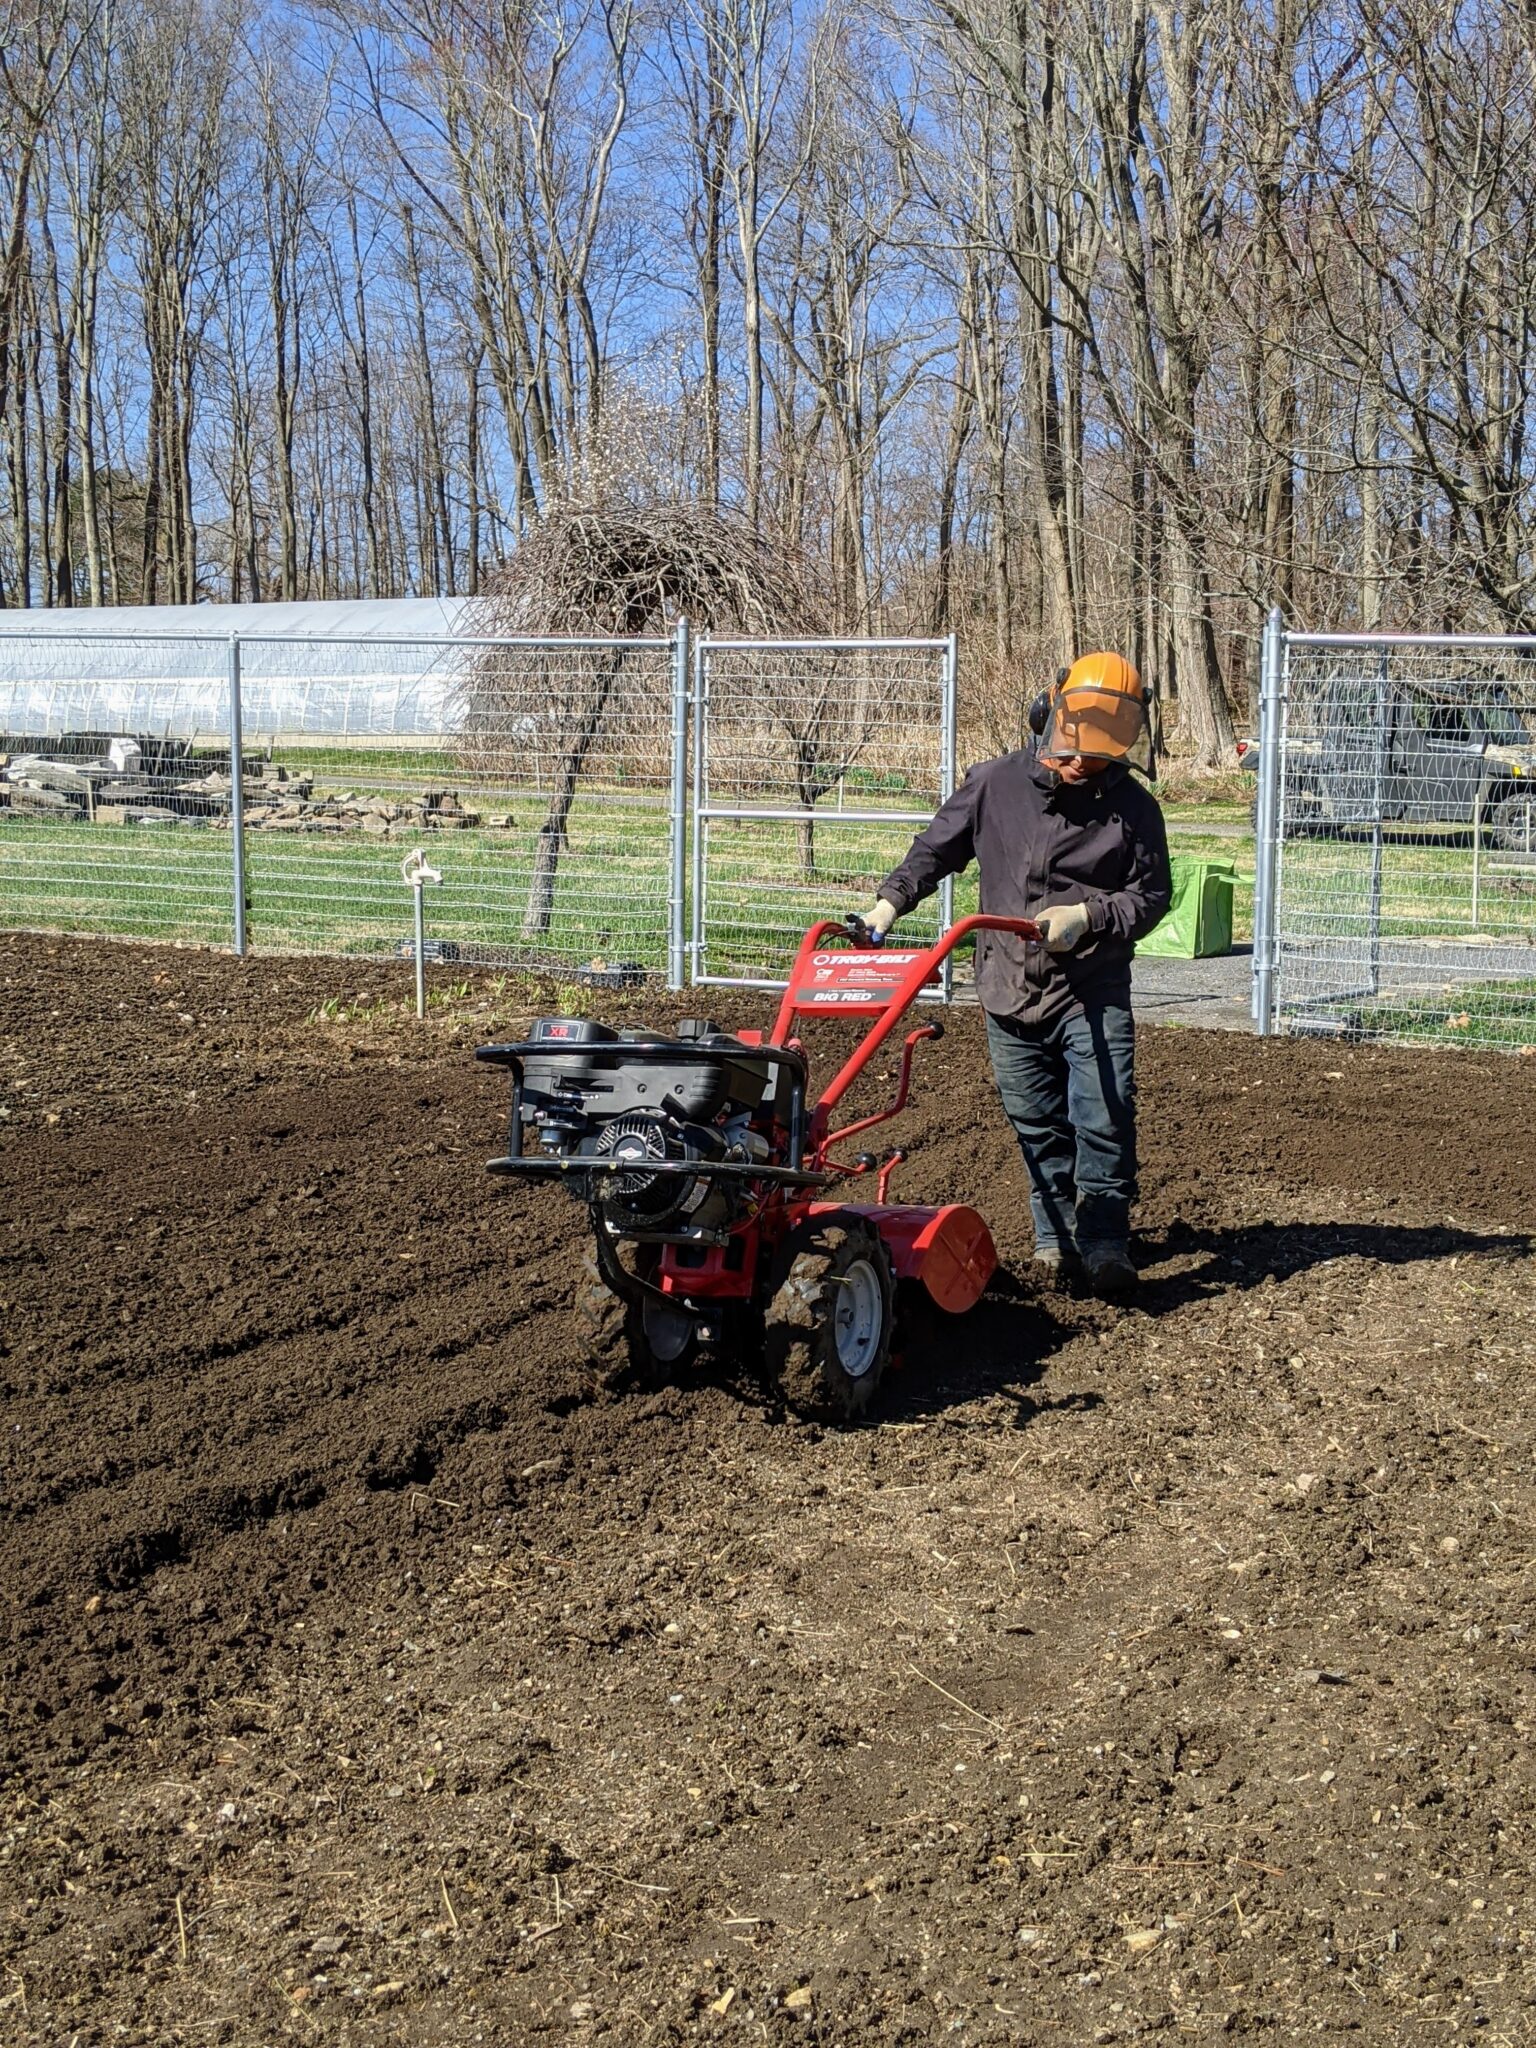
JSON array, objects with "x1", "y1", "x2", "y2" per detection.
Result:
[
  {"x1": 939, "y1": 631, "x2": 959, "y2": 1000},
  {"x1": 690, "y1": 633, "x2": 707, "y2": 984},
  {"x1": 1366, "y1": 645, "x2": 1389, "y2": 998},
  {"x1": 1252, "y1": 605, "x2": 1284, "y2": 1033},
  {"x1": 227, "y1": 633, "x2": 248, "y2": 957},
  {"x1": 667, "y1": 617, "x2": 691, "y2": 990}
]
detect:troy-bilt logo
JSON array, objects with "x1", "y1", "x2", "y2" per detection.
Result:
[
  {"x1": 812, "y1": 951, "x2": 922, "y2": 968},
  {"x1": 810, "y1": 949, "x2": 918, "y2": 985},
  {"x1": 797, "y1": 950, "x2": 932, "y2": 1005}
]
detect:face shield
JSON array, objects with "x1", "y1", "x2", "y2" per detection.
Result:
[{"x1": 1037, "y1": 654, "x2": 1153, "y2": 777}]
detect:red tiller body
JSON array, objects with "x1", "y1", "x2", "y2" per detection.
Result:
[{"x1": 654, "y1": 914, "x2": 1040, "y2": 1313}]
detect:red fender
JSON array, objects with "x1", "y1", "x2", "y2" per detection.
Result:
[{"x1": 807, "y1": 1202, "x2": 998, "y2": 1315}]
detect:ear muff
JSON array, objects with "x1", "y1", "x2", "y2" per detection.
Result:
[{"x1": 1027, "y1": 670, "x2": 1072, "y2": 738}]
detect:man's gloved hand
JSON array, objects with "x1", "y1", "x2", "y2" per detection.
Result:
[
  {"x1": 856, "y1": 899, "x2": 899, "y2": 940},
  {"x1": 1035, "y1": 901, "x2": 1093, "y2": 954}
]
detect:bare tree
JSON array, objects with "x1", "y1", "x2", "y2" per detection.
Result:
[
  {"x1": 252, "y1": 47, "x2": 330, "y2": 599},
  {"x1": 468, "y1": 503, "x2": 823, "y2": 932},
  {"x1": 331, "y1": 0, "x2": 635, "y2": 524},
  {"x1": 656, "y1": 7, "x2": 736, "y2": 508},
  {"x1": 696, "y1": 0, "x2": 823, "y2": 528},
  {"x1": 1301, "y1": 0, "x2": 1536, "y2": 632},
  {"x1": 117, "y1": 0, "x2": 241, "y2": 602}
]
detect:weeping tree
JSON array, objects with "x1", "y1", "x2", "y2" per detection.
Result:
[{"x1": 463, "y1": 503, "x2": 825, "y2": 938}]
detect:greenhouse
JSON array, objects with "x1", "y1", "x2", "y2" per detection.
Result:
[{"x1": 0, "y1": 597, "x2": 474, "y2": 740}]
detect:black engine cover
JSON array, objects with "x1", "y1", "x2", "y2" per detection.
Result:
[{"x1": 521, "y1": 1016, "x2": 775, "y2": 1122}]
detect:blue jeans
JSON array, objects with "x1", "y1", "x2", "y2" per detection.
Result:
[{"x1": 984, "y1": 1003, "x2": 1137, "y2": 1256}]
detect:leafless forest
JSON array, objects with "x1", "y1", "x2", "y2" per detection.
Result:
[{"x1": 3, "y1": 0, "x2": 1536, "y2": 754}]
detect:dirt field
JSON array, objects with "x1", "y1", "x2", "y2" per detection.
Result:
[{"x1": 3, "y1": 931, "x2": 1534, "y2": 2046}]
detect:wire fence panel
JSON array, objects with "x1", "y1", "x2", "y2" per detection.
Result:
[
  {"x1": 693, "y1": 638, "x2": 953, "y2": 983},
  {"x1": 236, "y1": 634, "x2": 676, "y2": 973},
  {"x1": 2, "y1": 624, "x2": 955, "y2": 990},
  {"x1": 0, "y1": 628, "x2": 678, "y2": 976},
  {"x1": 0, "y1": 632, "x2": 237, "y2": 946},
  {"x1": 1269, "y1": 634, "x2": 1536, "y2": 1051}
]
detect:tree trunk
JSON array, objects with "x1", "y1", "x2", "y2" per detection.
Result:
[
  {"x1": 930, "y1": 345, "x2": 974, "y2": 633},
  {"x1": 1165, "y1": 499, "x2": 1234, "y2": 764},
  {"x1": 465, "y1": 346, "x2": 482, "y2": 592},
  {"x1": 523, "y1": 655, "x2": 623, "y2": 939}
]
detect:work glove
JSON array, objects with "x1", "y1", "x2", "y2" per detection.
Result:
[
  {"x1": 1035, "y1": 901, "x2": 1093, "y2": 954},
  {"x1": 855, "y1": 899, "x2": 898, "y2": 941}
]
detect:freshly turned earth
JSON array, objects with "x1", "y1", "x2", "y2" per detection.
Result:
[{"x1": 2, "y1": 931, "x2": 1533, "y2": 2044}]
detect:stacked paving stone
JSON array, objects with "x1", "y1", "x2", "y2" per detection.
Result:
[{"x1": 1, "y1": 748, "x2": 507, "y2": 835}]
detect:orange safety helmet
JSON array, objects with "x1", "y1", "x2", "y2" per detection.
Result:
[{"x1": 1037, "y1": 651, "x2": 1151, "y2": 773}]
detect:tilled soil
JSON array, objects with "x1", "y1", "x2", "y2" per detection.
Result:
[{"x1": 2, "y1": 931, "x2": 1534, "y2": 2047}]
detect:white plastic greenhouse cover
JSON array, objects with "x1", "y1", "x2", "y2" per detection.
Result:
[{"x1": 0, "y1": 597, "x2": 475, "y2": 738}]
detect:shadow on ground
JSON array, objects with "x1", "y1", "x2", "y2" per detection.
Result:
[
  {"x1": 1135, "y1": 1217, "x2": 1530, "y2": 1313},
  {"x1": 879, "y1": 1267, "x2": 1091, "y2": 1427}
]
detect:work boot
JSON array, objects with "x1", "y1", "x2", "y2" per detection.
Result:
[
  {"x1": 1083, "y1": 1245, "x2": 1137, "y2": 1299},
  {"x1": 1031, "y1": 1245, "x2": 1083, "y2": 1293}
]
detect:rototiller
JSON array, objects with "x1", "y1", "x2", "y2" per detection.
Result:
[{"x1": 476, "y1": 914, "x2": 1039, "y2": 1420}]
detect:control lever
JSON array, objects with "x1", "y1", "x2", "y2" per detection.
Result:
[{"x1": 844, "y1": 913, "x2": 887, "y2": 949}]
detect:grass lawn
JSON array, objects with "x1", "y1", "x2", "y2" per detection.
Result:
[
  {"x1": 1277, "y1": 833, "x2": 1536, "y2": 941},
  {"x1": 23, "y1": 760, "x2": 1536, "y2": 999},
  {"x1": 0, "y1": 798, "x2": 948, "y2": 978},
  {"x1": 1335, "y1": 982, "x2": 1536, "y2": 1053},
  {"x1": 1, "y1": 787, "x2": 1272, "y2": 973}
]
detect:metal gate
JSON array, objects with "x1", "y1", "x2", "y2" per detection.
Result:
[
  {"x1": 1253, "y1": 610, "x2": 1536, "y2": 1049},
  {"x1": 689, "y1": 635, "x2": 956, "y2": 986}
]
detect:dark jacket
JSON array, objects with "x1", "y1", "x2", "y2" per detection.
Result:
[{"x1": 878, "y1": 748, "x2": 1172, "y2": 1025}]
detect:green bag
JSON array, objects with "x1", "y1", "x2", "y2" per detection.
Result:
[{"x1": 1134, "y1": 855, "x2": 1236, "y2": 959}]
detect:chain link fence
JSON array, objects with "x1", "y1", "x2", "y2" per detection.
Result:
[
  {"x1": 1254, "y1": 621, "x2": 1536, "y2": 1051},
  {"x1": 234, "y1": 631, "x2": 680, "y2": 974},
  {"x1": 692, "y1": 637, "x2": 955, "y2": 984}
]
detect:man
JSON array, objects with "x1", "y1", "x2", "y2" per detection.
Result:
[{"x1": 860, "y1": 651, "x2": 1171, "y2": 1298}]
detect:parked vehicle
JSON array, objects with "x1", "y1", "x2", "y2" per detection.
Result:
[{"x1": 1237, "y1": 680, "x2": 1536, "y2": 846}]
